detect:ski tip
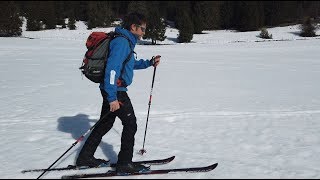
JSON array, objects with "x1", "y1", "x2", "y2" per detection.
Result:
[
  {"x1": 168, "y1": 156, "x2": 175, "y2": 161},
  {"x1": 210, "y1": 163, "x2": 218, "y2": 169},
  {"x1": 202, "y1": 163, "x2": 218, "y2": 171}
]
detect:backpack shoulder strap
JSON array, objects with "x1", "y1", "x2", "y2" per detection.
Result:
[
  {"x1": 112, "y1": 33, "x2": 134, "y2": 53},
  {"x1": 112, "y1": 33, "x2": 134, "y2": 66},
  {"x1": 109, "y1": 32, "x2": 135, "y2": 87}
]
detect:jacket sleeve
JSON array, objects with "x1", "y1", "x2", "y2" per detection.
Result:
[
  {"x1": 103, "y1": 37, "x2": 131, "y2": 103},
  {"x1": 134, "y1": 58, "x2": 152, "y2": 69}
]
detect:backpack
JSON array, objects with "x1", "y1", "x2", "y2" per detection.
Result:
[{"x1": 79, "y1": 31, "x2": 133, "y2": 83}]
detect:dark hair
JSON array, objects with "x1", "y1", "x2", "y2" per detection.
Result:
[{"x1": 122, "y1": 12, "x2": 147, "y2": 30}]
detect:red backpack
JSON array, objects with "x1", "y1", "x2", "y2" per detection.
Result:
[{"x1": 79, "y1": 31, "x2": 133, "y2": 83}]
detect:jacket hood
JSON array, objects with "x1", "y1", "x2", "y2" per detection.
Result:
[{"x1": 114, "y1": 26, "x2": 138, "y2": 46}]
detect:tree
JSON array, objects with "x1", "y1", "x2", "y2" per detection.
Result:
[
  {"x1": 143, "y1": 2, "x2": 167, "y2": 45},
  {"x1": 25, "y1": 1, "x2": 42, "y2": 31},
  {"x1": 177, "y1": 11, "x2": 194, "y2": 43},
  {"x1": 161, "y1": 1, "x2": 177, "y2": 22},
  {"x1": 68, "y1": 13, "x2": 76, "y2": 30},
  {"x1": 300, "y1": 16, "x2": 317, "y2": 37},
  {"x1": 110, "y1": 1, "x2": 129, "y2": 18},
  {"x1": 233, "y1": 1, "x2": 264, "y2": 31},
  {"x1": 41, "y1": 1, "x2": 56, "y2": 29},
  {"x1": 174, "y1": 1, "x2": 191, "y2": 30},
  {"x1": 73, "y1": 1, "x2": 88, "y2": 21},
  {"x1": 87, "y1": 1, "x2": 112, "y2": 29},
  {"x1": 259, "y1": 28, "x2": 272, "y2": 39},
  {"x1": 127, "y1": 1, "x2": 148, "y2": 16},
  {"x1": 201, "y1": 1, "x2": 222, "y2": 30},
  {"x1": 263, "y1": 1, "x2": 282, "y2": 27},
  {"x1": 0, "y1": 1, "x2": 22, "y2": 36},
  {"x1": 220, "y1": 1, "x2": 235, "y2": 29},
  {"x1": 55, "y1": 1, "x2": 67, "y2": 28},
  {"x1": 191, "y1": 1, "x2": 205, "y2": 34}
]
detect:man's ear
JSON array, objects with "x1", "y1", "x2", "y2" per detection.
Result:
[{"x1": 130, "y1": 24, "x2": 136, "y2": 31}]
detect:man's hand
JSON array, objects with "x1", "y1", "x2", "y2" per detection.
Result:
[
  {"x1": 109, "y1": 100, "x2": 120, "y2": 112},
  {"x1": 151, "y1": 55, "x2": 161, "y2": 67}
]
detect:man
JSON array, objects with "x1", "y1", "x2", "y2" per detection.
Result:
[{"x1": 76, "y1": 12, "x2": 161, "y2": 173}]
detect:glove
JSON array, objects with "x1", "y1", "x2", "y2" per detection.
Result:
[{"x1": 150, "y1": 55, "x2": 161, "y2": 67}]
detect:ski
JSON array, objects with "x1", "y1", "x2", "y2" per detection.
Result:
[
  {"x1": 21, "y1": 156, "x2": 175, "y2": 173},
  {"x1": 61, "y1": 163, "x2": 218, "y2": 179}
]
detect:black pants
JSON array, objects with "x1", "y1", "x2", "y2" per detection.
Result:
[{"x1": 78, "y1": 89, "x2": 137, "y2": 164}]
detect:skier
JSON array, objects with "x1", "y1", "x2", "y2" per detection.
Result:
[{"x1": 76, "y1": 12, "x2": 161, "y2": 174}]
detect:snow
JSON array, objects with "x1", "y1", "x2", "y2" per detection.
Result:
[{"x1": 1, "y1": 19, "x2": 320, "y2": 179}]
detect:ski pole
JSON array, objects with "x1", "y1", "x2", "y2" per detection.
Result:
[
  {"x1": 139, "y1": 64, "x2": 157, "y2": 155},
  {"x1": 37, "y1": 110, "x2": 112, "y2": 179}
]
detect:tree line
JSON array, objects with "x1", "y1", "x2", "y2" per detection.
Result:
[{"x1": 1, "y1": 1, "x2": 319, "y2": 43}]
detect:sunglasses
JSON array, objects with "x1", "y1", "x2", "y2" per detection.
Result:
[{"x1": 136, "y1": 25, "x2": 146, "y2": 32}]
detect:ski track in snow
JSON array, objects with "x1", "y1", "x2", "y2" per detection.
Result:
[{"x1": 140, "y1": 109, "x2": 320, "y2": 119}]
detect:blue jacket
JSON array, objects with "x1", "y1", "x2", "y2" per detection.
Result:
[{"x1": 99, "y1": 27, "x2": 152, "y2": 103}]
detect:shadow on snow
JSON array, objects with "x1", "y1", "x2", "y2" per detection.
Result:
[{"x1": 57, "y1": 114, "x2": 118, "y2": 164}]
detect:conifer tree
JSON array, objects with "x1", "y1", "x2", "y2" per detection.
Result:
[
  {"x1": 25, "y1": 1, "x2": 42, "y2": 31},
  {"x1": 41, "y1": 1, "x2": 56, "y2": 29},
  {"x1": 0, "y1": 1, "x2": 22, "y2": 36},
  {"x1": 234, "y1": 1, "x2": 264, "y2": 31},
  {"x1": 202, "y1": 1, "x2": 221, "y2": 30},
  {"x1": 192, "y1": 1, "x2": 205, "y2": 34},
  {"x1": 263, "y1": 1, "x2": 282, "y2": 27},
  {"x1": 220, "y1": 1, "x2": 235, "y2": 29},
  {"x1": 174, "y1": 1, "x2": 191, "y2": 30},
  {"x1": 300, "y1": 16, "x2": 317, "y2": 37},
  {"x1": 177, "y1": 11, "x2": 194, "y2": 43},
  {"x1": 127, "y1": 1, "x2": 148, "y2": 16},
  {"x1": 143, "y1": 2, "x2": 167, "y2": 45},
  {"x1": 73, "y1": 1, "x2": 88, "y2": 21},
  {"x1": 87, "y1": 1, "x2": 112, "y2": 29},
  {"x1": 55, "y1": 1, "x2": 67, "y2": 28},
  {"x1": 68, "y1": 13, "x2": 76, "y2": 30}
]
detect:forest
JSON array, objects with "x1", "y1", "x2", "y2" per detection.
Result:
[{"x1": 1, "y1": 1, "x2": 319, "y2": 42}]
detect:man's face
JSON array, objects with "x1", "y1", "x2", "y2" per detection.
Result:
[{"x1": 130, "y1": 23, "x2": 146, "y2": 40}]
